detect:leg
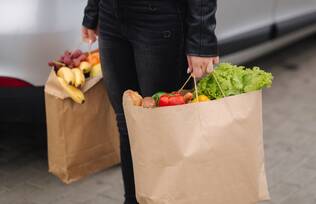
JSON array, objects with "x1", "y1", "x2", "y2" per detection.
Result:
[
  {"x1": 98, "y1": 3, "x2": 139, "y2": 203},
  {"x1": 99, "y1": 37, "x2": 139, "y2": 204}
]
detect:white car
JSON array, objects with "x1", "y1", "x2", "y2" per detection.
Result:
[{"x1": 0, "y1": 0, "x2": 316, "y2": 124}]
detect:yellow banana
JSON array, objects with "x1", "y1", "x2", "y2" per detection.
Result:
[
  {"x1": 57, "y1": 67, "x2": 75, "y2": 85},
  {"x1": 57, "y1": 77, "x2": 85, "y2": 104},
  {"x1": 72, "y1": 68, "x2": 85, "y2": 88},
  {"x1": 90, "y1": 63, "x2": 102, "y2": 78},
  {"x1": 79, "y1": 61, "x2": 92, "y2": 74}
]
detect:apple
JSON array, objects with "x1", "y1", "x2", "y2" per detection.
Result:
[{"x1": 79, "y1": 61, "x2": 92, "y2": 74}]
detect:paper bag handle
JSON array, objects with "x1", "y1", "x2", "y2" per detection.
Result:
[
  {"x1": 212, "y1": 71, "x2": 226, "y2": 97},
  {"x1": 178, "y1": 74, "x2": 199, "y2": 102},
  {"x1": 178, "y1": 71, "x2": 226, "y2": 100}
]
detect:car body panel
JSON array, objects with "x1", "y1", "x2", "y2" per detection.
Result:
[
  {"x1": 275, "y1": 0, "x2": 316, "y2": 22},
  {"x1": 216, "y1": 0, "x2": 275, "y2": 41},
  {"x1": 222, "y1": 24, "x2": 316, "y2": 65}
]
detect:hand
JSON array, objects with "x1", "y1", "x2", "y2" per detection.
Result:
[
  {"x1": 81, "y1": 26, "x2": 98, "y2": 44},
  {"x1": 187, "y1": 56, "x2": 220, "y2": 78}
]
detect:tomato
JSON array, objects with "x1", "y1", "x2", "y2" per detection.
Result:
[{"x1": 158, "y1": 94, "x2": 185, "y2": 107}]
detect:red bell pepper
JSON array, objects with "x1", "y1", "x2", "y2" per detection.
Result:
[{"x1": 158, "y1": 93, "x2": 185, "y2": 107}]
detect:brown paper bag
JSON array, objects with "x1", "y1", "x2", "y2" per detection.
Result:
[
  {"x1": 44, "y1": 70, "x2": 120, "y2": 184},
  {"x1": 123, "y1": 90, "x2": 270, "y2": 204}
]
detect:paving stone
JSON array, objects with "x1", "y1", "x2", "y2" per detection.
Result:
[
  {"x1": 280, "y1": 190, "x2": 316, "y2": 204},
  {"x1": 304, "y1": 177, "x2": 316, "y2": 195},
  {"x1": 79, "y1": 195, "x2": 122, "y2": 204},
  {"x1": 303, "y1": 156, "x2": 316, "y2": 170},
  {"x1": 268, "y1": 182, "x2": 300, "y2": 204},
  {"x1": 0, "y1": 183, "x2": 42, "y2": 204},
  {"x1": 0, "y1": 186, "x2": 9, "y2": 194}
]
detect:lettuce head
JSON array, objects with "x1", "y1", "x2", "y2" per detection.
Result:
[{"x1": 197, "y1": 63, "x2": 273, "y2": 99}]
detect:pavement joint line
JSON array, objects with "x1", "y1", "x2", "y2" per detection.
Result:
[{"x1": 25, "y1": 181, "x2": 45, "y2": 190}]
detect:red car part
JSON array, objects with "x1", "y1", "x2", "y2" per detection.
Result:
[{"x1": 0, "y1": 77, "x2": 33, "y2": 88}]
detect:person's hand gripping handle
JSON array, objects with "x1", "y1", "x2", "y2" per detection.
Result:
[{"x1": 187, "y1": 56, "x2": 220, "y2": 78}]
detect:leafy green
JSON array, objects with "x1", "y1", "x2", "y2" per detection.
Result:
[{"x1": 197, "y1": 63, "x2": 273, "y2": 99}]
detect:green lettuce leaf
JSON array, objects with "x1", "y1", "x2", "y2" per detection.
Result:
[{"x1": 197, "y1": 63, "x2": 273, "y2": 99}]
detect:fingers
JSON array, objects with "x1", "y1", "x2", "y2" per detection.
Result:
[
  {"x1": 187, "y1": 56, "x2": 220, "y2": 77},
  {"x1": 193, "y1": 66, "x2": 203, "y2": 78},
  {"x1": 81, "y1": 27, "x2": 97, "y2": 44},
  {"x1": 192, "y1": 60, "x2": 203, "y2": 78},
  {"x1": 213, "y1": 56, "x2": 220, "y2": 64},
  {"x1": 88, "y1": 29, "x2": 97, "y2": 43},
  {"x1": 81, "y1": 27, "x2": 89, "y2": 43},
  {"x1": 206, "y1": 62, "x2": 214, "y2": 73},
  {"x1": 187, "y1": 56, "x2": 193, "y2": 74},
  {"x1": 187, "y1": 56, "x2": 205, "y2": 78}
]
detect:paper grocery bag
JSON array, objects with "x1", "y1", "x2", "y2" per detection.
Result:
[
  {"x1": 44, "y1": 70, "x2": 120, "y2": 184},
  {"x1": 123, "y1": 90, "x2": 270, "y2": 204}
]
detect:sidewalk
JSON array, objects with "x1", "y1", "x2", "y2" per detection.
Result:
[
  {"x1": 257, "y1": 36, "x2": 316, "y2": 204},
  {"x1": 1, "y1": 36, "x2": 316, "y2": 204}
]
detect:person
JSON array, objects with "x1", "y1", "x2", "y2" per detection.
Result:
[{"x1": 81, "y1": 0, "x2": 219, "y2": 203}]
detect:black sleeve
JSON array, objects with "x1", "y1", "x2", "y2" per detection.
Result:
[
  {"x1": 186, "y1": 0, "x2": 218, "y2": 57},
  {"x1": 82, "y1": 0, "x2": 100, "y2": 30}
]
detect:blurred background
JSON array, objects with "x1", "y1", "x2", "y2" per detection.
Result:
[{"x1": 0, "y1": 0, "x2": 316, "y2": 203}]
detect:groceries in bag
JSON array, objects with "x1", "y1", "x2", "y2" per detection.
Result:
[
  {"x1": 128, "y1": 63, "x2": 273, "y2": 108},
  {"x1": 48, "y1": 49, "x2": 102, "y2": 104}
]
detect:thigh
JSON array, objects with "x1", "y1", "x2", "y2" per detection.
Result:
[
  {"x1": 98, "y1": 0, "x2": 140, "y2": 113},
  {"x1": 98, "y1": 37, "x2": 139, "y2": 113},
  {"x1": 124, "y1": 3, "x2": 189, "y2": 96}
]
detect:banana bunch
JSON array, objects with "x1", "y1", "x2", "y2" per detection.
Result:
[
  {"x1": 57, "y1": 67, "x2": 86, "y2": 104},
  {"x1": 57, "y1": 67, "x2": 75, "y2": 85},
  {"x1": 72, "y1": 68, "x2": 85, "y2": 88},
  {"x1": 57, "y1": 77, "x2": 85, "y2": 104},
  {"x1": 57, "y1": 67, "x2": 85, "y2": 88}
]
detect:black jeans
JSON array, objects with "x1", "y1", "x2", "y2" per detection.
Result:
[{"x1": 98, "y1": 1, "x2": 188, "y2": 203}]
